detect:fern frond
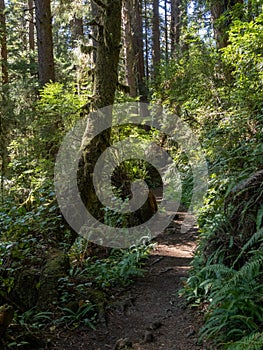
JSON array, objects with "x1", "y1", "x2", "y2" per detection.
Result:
[
  {"x1": 200, "y1": 263, "x2": 235, "y2": 277},
  {"x1": 233, "y1": 227, "x2": 263, "y2": 266},
  {"x1": 226, "y1": 332, "x2": 263, "y2": 350},
  {"x1": 256, "y1": 204, "x2": 263, "y2": 231},
  {"x1": 227, "y1": 251, "x2": 263, "y2": 288}
]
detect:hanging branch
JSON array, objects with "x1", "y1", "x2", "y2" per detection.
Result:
[{"x1": 92, "y1": 0, "x2": 107, "y2": 10}]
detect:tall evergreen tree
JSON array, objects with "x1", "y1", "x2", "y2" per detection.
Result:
[
  {"x1": 143, "y1": 0, "x2": 150, "y2": 81},
  {"x1": 78, "y1": 0, "x2": 122, "y2": 219},
  {"x1": 163, "y1": 0, "x2": 169, "y2": 62},
  {"x1": 0, "y1": 0, "x2": 8, "y2": 85},
  {"x1": 27, "y1": 0, "x2": 36, "y2": 76},
  {"x1": 170, "y1": 0, "x2": 181, "y2": 57},
  {"x1": 152, "y1": 0, "x2": 161, "y2": 77},
  {"x1": 90, "y1": 1, "x2": 99, "y2": 64},
  {"x1": 0, "y1": 0, "x2": 8, "y2": 198},
  {"x1": 133, "y1": 0, "x2": 148, "y2": 101},
  {"x1": 122, "y1": 0, "x2": 137, "y2": 97},
  {"x1": 28, "y1": 0, "x2": 35, "y2": 52},
  {"x1": 210, "y1": 0, "x2": 244, "y2": 49},
  {"x1": 34, "y1": 0, "x2": 55, "y2": 86},
  {"x1": 71, "y1": 0, "x2": 84, "y2": 45}
]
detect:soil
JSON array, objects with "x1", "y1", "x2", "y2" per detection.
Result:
[{"x1": 51, "y1": 210, "x2": 211, "y2": 350}]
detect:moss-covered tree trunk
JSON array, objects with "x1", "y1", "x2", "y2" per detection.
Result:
[
  {"x1": 70, "y1": 0, "x2": 84, "y2": 46},
  {"x1": 134, "y1": 0, "x2": 148, "y2": 102},
  {"x1": 78, "y1": 0, "x2": 122, "y2": 221},
  {"x1": 210, "y1": 0, "x2": 244, "y2": 49}
]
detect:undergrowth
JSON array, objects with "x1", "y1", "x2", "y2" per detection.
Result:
[
  {"x1": 0, "y1": 170, "x2": 152, "y2": 349},
  {"x1": 180, "y1": 176, "x2": 263, "y2": 349}
]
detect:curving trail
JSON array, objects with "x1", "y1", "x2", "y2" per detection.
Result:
[{"x1": 51, "y1": 209, "x2": 211, "y2": 350}]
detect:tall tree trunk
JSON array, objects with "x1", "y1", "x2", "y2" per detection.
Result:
[
  {"x1": 28, "y1": 0, "x2": 35, "y2": 76},
  {"x1": 0, "y1": 0, "x2": 8, "y2": 85},
  {"x1": 34, "y1": 0, "x2": 55, "y2": 86},
  {"x1": 210, "y1": 0, "x2": 244, "y2": 49},
  {"x1": 143, "y1": 0, "x2": 149, "y2": 81},
  {"x1": 122, "y1": 0, "x2": 136, "y2": 97},
  {"x1": 71, "y1": 0, "x2": 84, "y2": 94},
  {"x1": 92, "y1": 1, "x2": 122, "y2": 109},
  {"x1": 133, "y1": 0, "x2": 148, "y2": 102},
  {"x1": 164, "y1": 0, "x2": 169, "y2": 62},
  {"x1": 0, "y1": 0, "x2": 8, "y2": 201},
  {"x1": 170, "y1": 0, "x2": 181, "y2": 58},
  {"x1": 78, "y1": 0, "x2": 122, "y2": 219},
  {"x1": 210, "y1": 1, "x2": 228, "y2": 49},
  {"x1": 91, "y1": 1, "x2": 99, "y2": 65},
  {"x1": 71, "y1": 16, "x2": 84, "y2": 44},
  {"x1": 28, "y1": 0, "x2": 35, "y2": 51},
  {"x1": 71, "y1": 0, "x2": 84, "y2": 46},
  {"x1": 152, "y1": 0, "x2": 161, "y2": 77}
]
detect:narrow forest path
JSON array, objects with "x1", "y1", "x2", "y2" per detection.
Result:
[{"x1": 51, "y1": 209, "x2": 210, "y2": 350}]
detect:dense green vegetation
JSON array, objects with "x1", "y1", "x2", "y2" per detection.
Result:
[
  {"x1": 176, "y1": 14, "x2": 263, "y2": 349},
  {"x1": 0, "y1": 0, "x2": 263, "y2": 349}
]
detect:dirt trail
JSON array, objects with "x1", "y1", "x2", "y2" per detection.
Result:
[{"x1": 51, "y1": 211, "x2": 209, "y2": 350}]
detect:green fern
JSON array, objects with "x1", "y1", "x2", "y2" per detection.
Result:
[
  {"x1": 199, "y1": 248, "x2": 263, "y2": 345},
  {"x1": 225, "y1": 332, "x2": 263, "y2": 350},
  {"x1": 200, "y1": 263, "x2": 235, "y2": 277},
  {"x1": 233, "y1": 227, "x2": 263, "y2": 267},
  {"x1": 183, "y1": 176, "x2": 263, "y2": 348},
  {"x1": 256, "y1": 204, "x2": 263, "y2": 231},
  {"x1": 227, "y1": 251, "x2": 263, "y2": 288}
]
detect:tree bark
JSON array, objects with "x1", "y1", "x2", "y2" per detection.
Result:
[
  {"x1": 72, "y1": 17, "x2": 84, "y2": 43},
  {"x1": 92, "y1": 1, "x2": 122, "y2": 110},
  {"x1": 152, "y1": 0, "x2": 161, "y2": 77},
  {"x1": 210, "y1": 0, "x2": 244, "y2": 49},
  {"x1": 164, "y1": 0, "x2": 169, "y2": 62},
  {"x1": 71, "y1": 0, "x2": 84, "y2": 46},
  {"x1": 122, "y1": 0, "x2": 137, "y2": 97},
  {"x1": 78, "y1": 0, "x2": 122, "y2": 219},
  {"x1": 0, "y1": 0, "x2": 8, "y2": 85},
  {"x1": 210, "y1": 1, "x2": 228, "y2": 49},
  {"x1": 133, "y1": 0, "x2": 147, "y2": 100},
  {"x1": 143, "y1": 0, "x2": 149, "y2": 81},
  {"x1": 0, "y1": 0, "x2": 8, "y2": 196},
  {"x1": 170, "y1": 0, "x2": 181, "y2": 58},
  {"x1": 91, "y1": 1, "x2": 99, "y2": 65},
  {"x1": 34, "y1": 0, "x2": 55, "y2": 86},
  {"x1": 27, "y1": 0, "x2": 36, "y2": 76},
  {"x1": 28, "y1": 0, "x2": 35, "y2": 52}
]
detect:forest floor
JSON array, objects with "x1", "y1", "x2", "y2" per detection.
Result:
[{"x1": 51, "y1": 207, "x2": 212, "y2": 350}]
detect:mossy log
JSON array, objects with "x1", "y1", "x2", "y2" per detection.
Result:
[{"x1": 37, "y1": 249, "x2": 70, "y2": 310}]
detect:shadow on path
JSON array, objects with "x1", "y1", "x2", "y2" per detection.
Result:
[{"x1": 51, "y1": 213, "x2": 209, "y2": 350}]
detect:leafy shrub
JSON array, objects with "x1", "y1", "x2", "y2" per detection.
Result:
[
  {"x1": 175, "y1": 14, "x2": 263, "y2": 349},
  {"x1": 69, "y1": 240, "x2": 151, "y2": 290}
]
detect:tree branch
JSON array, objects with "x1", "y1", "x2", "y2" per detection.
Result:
[
  {"x1": 117, "y1": 82, "x2": 130, "y2": 94},
  {"x1": 87, "y1": 19, "x2": 101, "y2": 26},
  {"x1": 92, "y1": 0, "x2": 107, "y2": 10}
]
